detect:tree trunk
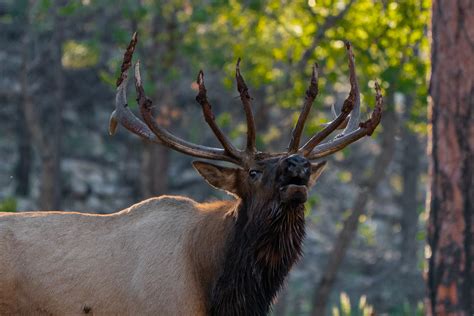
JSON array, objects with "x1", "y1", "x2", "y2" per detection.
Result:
[
  {"x1": 14, "y1": 90, "x2": 32, "y2": 196},
  {"x1": 38, "y1": 5, "x2": 64, "y2": 210},
  {"x1": 310, "y1": 108, "x2": 398, "y2": 316},
  {"x1": 140, "y1": 142, "x2": 170, "y2": 198},
  {"x1": 20, "y1": 1, "x2": 63, "y2": 210},
  {"x1": 427, "y1": 1, "x2": 473, "y2": 315},
  {"x1": 39, "y1": 149, "x2": 61, "y2": 210},
  {"x1": 399, "y1": 95, "x2": 421, "y2": 269},
  {"x1": 138, "y1": 10, "x2": 179, "y2": 199},
  {"x1": 40, "y1": 6, "x2": 64, "y2": 209}
]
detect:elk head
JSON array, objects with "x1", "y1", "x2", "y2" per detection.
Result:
[{"x1": 109, "y1": 33, "x2": 383, "y2": 314}]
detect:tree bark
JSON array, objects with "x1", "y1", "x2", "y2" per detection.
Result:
[
  {"x1": 310, "y1": 108, "x2": 398, "y2": 316},
  {"x1": 138, "y1": 9, "x2": 180, "y2": 199},
  {"x1": 15, "y1": 76, "x2": 33, "y2": 196},
  {"x1": 140, "y1": 143, "x2": 170, "y2": 198},
  {"x1": 427, "y1": 1, "x2": 473, "y2": 315},
  {"x1": 40, "y1": 9, "x2": 63, "y2": 210},
  {"x1": 399, "y1": 95, "x2": 421, "y2": 269}
]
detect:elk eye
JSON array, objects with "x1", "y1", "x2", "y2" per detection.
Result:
[{"x1": 249, "y1": 169, "x2": 261, "y2": 180}]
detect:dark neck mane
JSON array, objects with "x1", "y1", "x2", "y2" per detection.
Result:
[{"x1": 209, "y1": 199, "x2": 306, "y2": 316}]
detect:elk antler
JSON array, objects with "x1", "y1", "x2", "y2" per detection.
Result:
[
  {"x1": 293, "y1": 41, "x2": 383, "y2": 159},
  {"x1": 299, "y1": 41, "x2": 359, "y2": 155},
  {"x1": 110, "y1": 34, "x2": 382, "y2": 166},
  {"x1": 305, "y1": 81, "x2": 383, "y2": 160}
]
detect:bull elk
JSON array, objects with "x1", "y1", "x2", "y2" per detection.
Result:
[{"x1": 0, "y1": 33, "x2": 383, "y2": 315}]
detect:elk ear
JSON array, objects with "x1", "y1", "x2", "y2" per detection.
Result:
[
  {"x1": 308, "y1": 161, "x2": 327, "y2": 187},
  {"x1": 192, "y1": 161, "x2": 239, "y2": 195}
]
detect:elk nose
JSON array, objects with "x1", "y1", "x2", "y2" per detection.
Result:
[{"x1": 284, "y1": 154, "x2": 310, "y2": 177}]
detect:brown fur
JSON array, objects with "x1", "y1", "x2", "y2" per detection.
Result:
[{"x1": 0, "y1": 196, "x2": 236, "y2": 315}]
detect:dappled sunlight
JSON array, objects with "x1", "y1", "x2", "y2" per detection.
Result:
[{"x1": 62, "y1": 40, "x2": 99, "y2": 69}]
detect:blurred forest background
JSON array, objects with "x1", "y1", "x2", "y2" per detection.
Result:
[{"x1": 0, "y1": 0, "x2": 433, "y2": 315}]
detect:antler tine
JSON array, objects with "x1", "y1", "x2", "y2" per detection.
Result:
[
  {"x1": 288, "y1": 63, "x2": 319, "y2": 153},
  {"x1": 320, "y1": 104, "x2": 349, "y2": 130},
  {"x1": 236, "y1": 58, "x2": 257, "y2": 153},
  {"x1": 195, "y1": 71, "x2": 241, "y2": 159},
  {"x1": 342, "y1": 41, "x2": 361, "y2": 134},
  {"x1": 136, "y1": 61, "x2": 241, "y2": 164},
  {"x1": 116, "y1": 32, "x2": 137, "y2": 88},
  {"x1": 331, "y1": 103, "x2": 337, "y2": 117},
  {"x1": 306, "y1": 81, "x2": 383, "y2": 160},
  {"x1": 109, "y1": 32, "x2": 162, "y2": 143},
  {"x1": 300, "y1": 41, "x2": 359, "y2": 156}
]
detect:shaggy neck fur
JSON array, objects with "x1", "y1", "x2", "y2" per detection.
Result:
[{"x1": 209, "y1": 199, "x2": 306, "y2": 316}]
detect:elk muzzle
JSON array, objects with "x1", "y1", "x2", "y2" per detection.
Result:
[{"x1": 279, "y1": 154, "x2": 311, "y2": 204}]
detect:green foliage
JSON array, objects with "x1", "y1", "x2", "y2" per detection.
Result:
[
  {"x1": 58, "y1": 2, "x2": 81, "y2": 16},
  {"x1": 216, "y1": 112, "x2": 232, "y2": 129},
  {"x1": 304, "y1": 194, "x2": 320, "y2": 217},
  {"x1": 188, "y1": 0, "x2": 429, "y2": 132},
  {"x1": 388, "y1": 301, "x2": 425, "y2": 316},
  {"x1": 331, "y1": 292, "x2": 374, "y2": 316},
  {"x1": 331, "y1": 294, "x2": 425, "y2": 316},
  {"x1": 62, "y1": 40, "x2": 100, "y2": 69},
  {"x1": 63, "y1": 0, "x2": 429, "y2": 148},
  {"x1": 358, "y1": 220, "x2": 376, "y2": 246},
  {"x1": 0, "y1": 197, "x2": 17, "y2": 212}
]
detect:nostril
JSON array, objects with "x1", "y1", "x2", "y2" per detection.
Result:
[
  {"x1": 299, "y1": 169, "x2": 309, "y2": 178},
  {"x1": 283, "y1": 155, "x2": 310, "y2": 175}
]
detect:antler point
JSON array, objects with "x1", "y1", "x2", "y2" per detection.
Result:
[
  {"x1": 344, "y1": 40, "x2": 351, "y2": 49},
  {"x1": 197, "y1": 70, "x2": 204, "y2": 84},
  {"x1": 236, "y1": 58, "x2": 242, "y2": 72}
]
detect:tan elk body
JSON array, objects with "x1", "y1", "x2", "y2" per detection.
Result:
[
  {"x1": 0, "y1": 197, "x2": 235, "y2": 314},
  {"x1": 0, "y1": 33, "x2": 382, "y2": 315}
]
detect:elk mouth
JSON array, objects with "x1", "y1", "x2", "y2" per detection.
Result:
[{"x1": 279, "y1": 176, "x2": 309, "y2": 204}]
